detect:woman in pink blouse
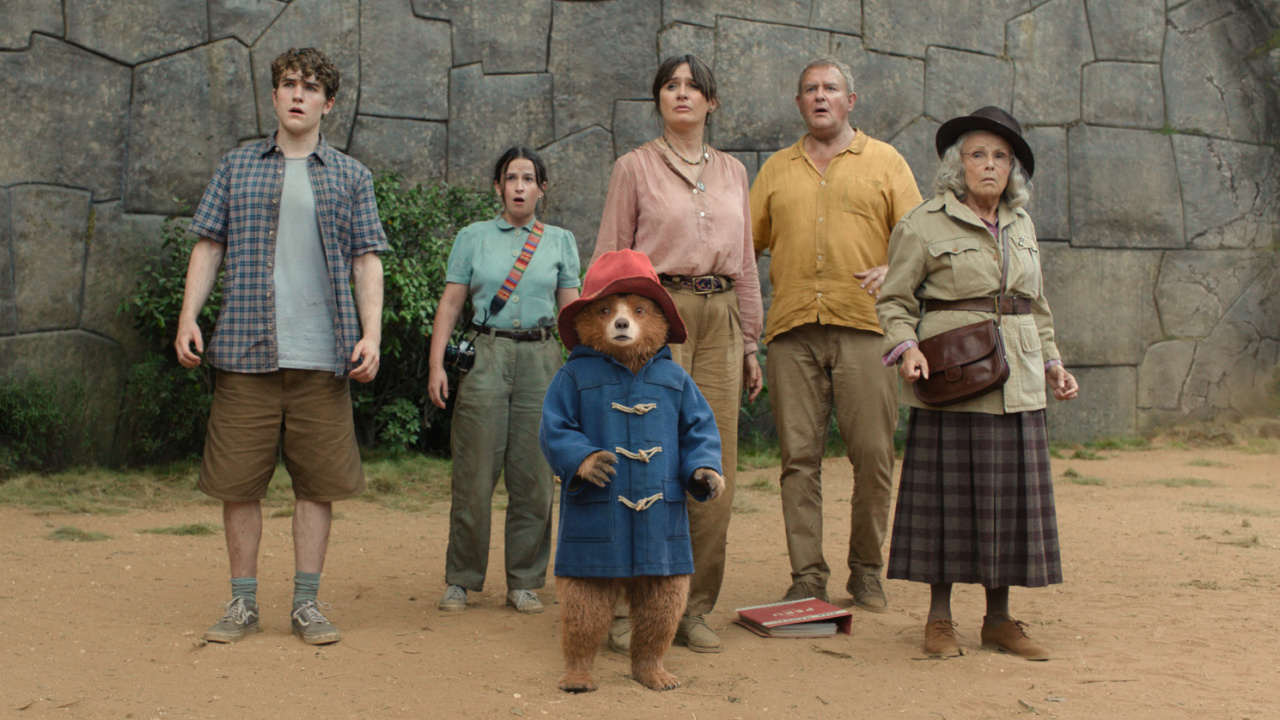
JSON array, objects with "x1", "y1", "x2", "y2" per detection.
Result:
[{"x1": 592, "y1": 53, "x2": 764, "y2": 655}]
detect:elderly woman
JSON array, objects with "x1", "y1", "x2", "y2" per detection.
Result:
[
  {"x1": 592, "y1": 54, "x2": 763, "y2": 654},
  {"x1": 875, "y1": 107, "x2": 1079, "y2": 660}
]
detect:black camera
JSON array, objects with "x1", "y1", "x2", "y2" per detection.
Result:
[{"x1": 443, "y1": 339, "x2": 475, "y2": 372}]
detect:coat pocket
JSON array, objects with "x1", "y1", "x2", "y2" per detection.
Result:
[
  {"x1": 663, "y1": 480, "x2": 690, "y2": 541},
  {"x1": 925, "y1": 237, "x2": 988, "y2": 298},
  {"x1": 561, "y1": 481, "x2": 614, "y2": 542}
]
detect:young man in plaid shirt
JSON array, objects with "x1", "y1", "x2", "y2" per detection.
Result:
[{"x1": 175, "y1": 47, "x2": 388, "y2": 646}]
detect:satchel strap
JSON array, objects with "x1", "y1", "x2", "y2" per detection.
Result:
[{"x1": 996, "y1": 226, "x2": 1009, "y2": 324}]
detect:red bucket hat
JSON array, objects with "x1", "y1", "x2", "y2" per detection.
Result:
[{"x1": 557, "y1": 249, "x2": 687, "y2": 351}]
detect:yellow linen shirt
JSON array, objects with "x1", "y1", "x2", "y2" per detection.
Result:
[{"x1": 750, "y1": 131, "x2": 922, "y2": 344}]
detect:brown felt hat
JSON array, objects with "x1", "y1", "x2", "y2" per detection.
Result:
[
  {"x1": 557, "y1": 249, "x2": 687, "y2": 351},
  {"x1": 935, "y1": 106, "x2": 1035, "y2": 178}
]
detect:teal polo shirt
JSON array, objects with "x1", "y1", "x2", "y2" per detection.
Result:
[{"x1": 445, "y1": 217, "x2": 582, "y2": 329}]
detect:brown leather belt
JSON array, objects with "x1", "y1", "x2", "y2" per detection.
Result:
[
  {"x1": 473, "y1": 324, "x2": 554, "y2": 342},
  {"x1": 924, "y1": 297, "x2": 1033, "y2": 315},
  {"x1": 659, "y1": 273, "x2": 733, "y2": 294}
]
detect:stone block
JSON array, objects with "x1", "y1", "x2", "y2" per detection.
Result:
[
  {"x1": 1180, "y1": 311, "x2": 1277, "y2": 420},
  {"x1": 1023, "y1": 127, "x2": 1068, "y2": 240},
  {"x1": 360, "y1": 1, "x2": 449, "y2": 120},
  {"x1": 1067, "y1": 125, "x2": 1184, "y2": 248},
  {"x1": 81, "y1": 202, "x2": 168, "y2": 354},
  {"x1": 348, "y1": 117, "x2": 447, "y2": 189},
  {"x1": 1038, "y1": 243, "x2": 1162, "y2": 366},
  {"x1": 831, "y1": 34, "x2": 924, "y2": 141},
  {"x1": 886, "y1": 116, "x2": 940, "y2": 202},
  {"x1": 1173, "y1": 135, "x2": 1280, "y2": 250},
  {"x1": 657, "y1": 22, "x2": 715, "y2": 61},
  {"x1": 10, "y1": 185, "x2": 91, "y2": 333},
  {"x1": 0, "y1": 0, "x2": 62, "y2": 49},
  {"x1": 1007, "y1": 0, "x2": 1092, "y2": 125},
  {"x1": 1156, "y1": 250, "x2": 1272, "y2": 339},
  {"x1": 126, "y1": 40, "x2": 258, "y2": 215},
  {"x1": 1164, "y1": 0, "x2": 1280, "y2": 144},
  {"x1": 810, "y1": 0, "x2": 861, "y2": 33},
  {"x1": 0, "y1": 330, "x2": 126, "y2": 463},
  {"x1": 1138, "y1": 340, "x2": 1197, "y2": 412},
  {"x1": 541, "y1": 127, "x2": 614, "y2": 265},
  {"x1": 0, "y1": 36, "x2": 131, "y2": 199},
  {"x1": 412, "y1": 0, "x2": 550, "y2": 73},
  {"x1": 924, "y1": 47, "x2": 1013, "y2": 125},
  {"x1": 663, "y1": 0, "x2": 811, "y2": 28},
  {"x1": 729, "y1": 152, "x2": 760, "y2": 187},
  {"x1": 0, "y1": 189, "x2": 13, "y2": 335},
  {"x1": 865, "y1": 0, "x2": 1028, "y2": 58},
  {"x1": 1082, "y1": 62, "x2": 1164, "y2": 129},
  {"x1": 713, "y1": 18, "x2": 828, "y2": 150},
  {"x1": 251, "y1": 0, "x2": 360, "y2": 151},
  {"x1": 447, "y1": 65, "x2": 553, "y2": 189},
  {"x1": 1085, "y1": 0, "x2": 1164, "y2": 62},
  {"x1": 612, "y1": 101, "x2": 661, "y2": 159},
  {"x1": 1045, "y1": 366, "x2": 1136, "y2": 444},
  {"x1": 66, "y1": 0, "x2": 206, "y2": 65},
  {"x1": 549, "y1": 0, "x2": 660, "y2": 138},
  {"x1": 209, "y1": 0, "x2": 288, "y2": 44}
]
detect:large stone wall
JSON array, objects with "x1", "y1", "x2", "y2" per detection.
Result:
[{"x1": 2, "y1": 0, "x2": 1278, "y2": 459}]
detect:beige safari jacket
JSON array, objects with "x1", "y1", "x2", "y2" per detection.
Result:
[{"x1": 876, "y1": 190, "x2": 1062, "y2": 415}]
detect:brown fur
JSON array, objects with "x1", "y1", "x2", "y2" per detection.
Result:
[{"x1": 558, "y1": 293, "x2": 716, "y2": 692}]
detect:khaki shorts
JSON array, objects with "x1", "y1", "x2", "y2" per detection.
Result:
[{"x1": 197, "y1": 369, "x2": 366, "y2": 503}]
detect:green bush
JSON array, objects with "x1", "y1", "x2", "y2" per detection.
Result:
[
  {"x1": 117, "y1": 175, "x2": 496, "y2": 459},
  {"x1": 0, "y1": 374, "x2": 88, "y2": 477}
]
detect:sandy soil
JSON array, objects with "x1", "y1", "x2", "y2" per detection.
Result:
[{"x1": 2, "y1": 444, "x2": 1277, "y2": 719}]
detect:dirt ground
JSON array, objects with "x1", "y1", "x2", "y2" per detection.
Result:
[{"x1": 2, "y1": 443, "x2": 1277, "y2": 720}]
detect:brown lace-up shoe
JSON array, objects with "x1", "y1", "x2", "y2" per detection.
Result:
[
  {"x1": 924, "y1": 618, "x2": 962, "y2": 656},
  {"x1": 981, "y1": 615, "x2": 1050, "y2": 660}
]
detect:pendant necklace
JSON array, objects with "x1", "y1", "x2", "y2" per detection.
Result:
[{"x1": 661, "y1": 135, "x2": 709, "y2": 192}]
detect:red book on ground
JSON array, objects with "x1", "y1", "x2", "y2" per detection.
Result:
[{"x1": 733, "y1": 597, "x2": 853, "y2": 638}]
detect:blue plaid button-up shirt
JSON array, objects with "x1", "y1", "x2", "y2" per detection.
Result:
[{"x1": 189, "y1": 133, "x2": 389, "y2": 377}]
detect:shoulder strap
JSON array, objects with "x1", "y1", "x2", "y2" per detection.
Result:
[
  {"x1": 487, "y1": 221, "x2": 545, "y2": 317},
  {"x1": 997, "y1": 226, "x2": 1009, "y2": 323}
]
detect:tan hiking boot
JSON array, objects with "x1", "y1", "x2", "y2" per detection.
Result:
[
  {"x1": 782, "y1": 579, "x2": 830, "y2": 603},
  {"x1": 849, "y1": 574, "x2": 888, "y2": 613},
  {"x1": 675, "y1": 614, "x2": 722, "y2": 653},
  {"x1": 981, "y1": 615, "x2": 1050, "y2": 660},
  {"x1": 607, "y1": 616, "x2": 631, "y2": 655}
]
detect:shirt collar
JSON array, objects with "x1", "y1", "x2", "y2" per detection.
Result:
[
  {"x1": 934, "y1": 189, "x2": 1024, "y2": 229},
  {"x1": 260, "y1": 130, "x2": 333, "y2": 165},
  {"x1": 494, "y1": 215, "x2": 538, "y2": 232}
]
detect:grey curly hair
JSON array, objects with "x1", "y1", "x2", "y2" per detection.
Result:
[{"x1": 932, "y1": 132, "x2": 1032, "y2": 209}]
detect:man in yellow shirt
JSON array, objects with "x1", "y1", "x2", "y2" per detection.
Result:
[{"x1": 750, "y1": 57, "x2": 922, "y2": 611}]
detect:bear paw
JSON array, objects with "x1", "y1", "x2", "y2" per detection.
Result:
[
  {"x1": 689, "y1": 467, "x2": 725, "y2": 500},
  {"x1": 572, "y1": 450, "x2": 617, "y2": 489},
  {"x1": 558, "y1": 671, "x2": 598, "y2": 693},
  {"x1": 634, "y1": 667, "x2": 681, "y2": 691}
]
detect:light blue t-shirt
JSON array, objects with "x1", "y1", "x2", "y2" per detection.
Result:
[
  {"x1": 275, "y1": 157, "x2": 337, "y2": 371},
  {"x1": 445, "y1": 217, "x2": 582, "y2": 329}
]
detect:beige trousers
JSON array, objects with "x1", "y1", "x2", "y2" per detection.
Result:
[{"x1": 766, "y1": 323, "x2": 896, "y2": 591}]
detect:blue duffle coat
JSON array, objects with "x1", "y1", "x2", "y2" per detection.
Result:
[{"x1": 540, "y1": 345, "x2": 722, "y2": 578}]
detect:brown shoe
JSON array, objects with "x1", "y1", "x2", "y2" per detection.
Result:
[
  {"x1": 981, "y1": 615, "x2": 1050, "y2": 660},
  {"x1": 924, "y1": 618, "x2": 962, "y2": 657},
  {"x1": 849, "y1": 574, "x2": 888, "y2": 613}
]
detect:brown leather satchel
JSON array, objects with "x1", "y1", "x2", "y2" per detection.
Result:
[{"x1": 911, "y1": 230, "x2": 1011, "y2": 407}]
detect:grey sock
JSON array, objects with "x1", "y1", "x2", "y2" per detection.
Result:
[
  {"x1": 293, "y1": 571, "x2": 320, "y2": 606},
  {"x1": 231, "y1": 577, "x2": 257, "y2": 604}
]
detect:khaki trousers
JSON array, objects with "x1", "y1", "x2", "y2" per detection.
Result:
[
  {"x1": 445, "y1": 332, "x2": 561, "y2": 592},
  {"x1": 767, "y1": 323, "x2": 896, "y2": 591},
  {"x1": 668, "y1": 288, "x2": 743, "y2": 615}
]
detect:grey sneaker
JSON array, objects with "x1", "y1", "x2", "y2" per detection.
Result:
[
  {"x1": 438, "y1": 584, "x2": 467, "y2": 612},
  {"x1": 291, "y1": 600, "x2": 341, "y2": 645},
  {"x1": 203, "y1": 597, "x2": 261, "y2": 643},
  {"x1": 505, "y1": 589, "x2": 545, "y2": 614}
]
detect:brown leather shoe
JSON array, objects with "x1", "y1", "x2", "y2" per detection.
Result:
[
  {"x1": 924, "y1": 618, "x2": 962, "y2": 657},
  {"x1": 981, "y1": 615, "x2": 1050, "y2": 660}
]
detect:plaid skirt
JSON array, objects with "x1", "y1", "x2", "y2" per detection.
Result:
[{"x1": 887, "y1": 408, "x2": 1062, "y2": 588}]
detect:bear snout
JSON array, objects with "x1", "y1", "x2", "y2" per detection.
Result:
[{"x1": 614, "y1": 317, "x2": 630, "y2": 331}]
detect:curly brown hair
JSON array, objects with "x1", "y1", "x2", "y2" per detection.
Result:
[{"x1": 270, "y1": 47, "x2": 340, "y2": 100}]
